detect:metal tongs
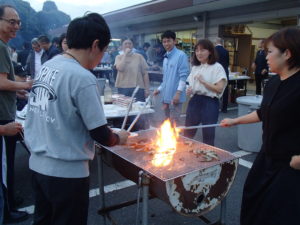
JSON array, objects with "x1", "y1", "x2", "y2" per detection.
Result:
[
  {"x1": 127, "y1": 94, "x2": 153, "y2": 132},
  {"x1": 121, "y1": 86, "x2": 140, "y2": 130},
  {"x1": 176, "y1": 123, "x2": 221, "y2": 130}
]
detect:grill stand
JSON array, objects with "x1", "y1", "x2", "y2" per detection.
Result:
[{"x1": 96, "y1": 145, "x2": 228, "y2": 225}]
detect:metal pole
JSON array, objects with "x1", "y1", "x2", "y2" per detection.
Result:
[
  {"x1": 141, "y1": 173, "x2": 150, "y2": 225},
  {"x1": 220, "y1": 197, "x2": 227, "y2": 225},
  {"x1": 96, "y1": 144, "x2": 107, "y2": 225}
]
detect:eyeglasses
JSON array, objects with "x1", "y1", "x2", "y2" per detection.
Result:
[{"x1": 0, "y1": 18, "x2": 21, "y2": 26}]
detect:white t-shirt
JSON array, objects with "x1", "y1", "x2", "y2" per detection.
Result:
[
  {"x1": 187, "y1": 62, "x2": 227, "y2": 99},
  {"x1": 25, "y1": 55, "x2": 107, "y2": 178},
  {"x1": 34, "y1": 50, "x2": 44, "y2": 76}
]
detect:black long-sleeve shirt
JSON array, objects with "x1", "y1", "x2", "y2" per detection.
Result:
[{"x1": 257, "y1": 70, "x2": 300, "y2": 161}]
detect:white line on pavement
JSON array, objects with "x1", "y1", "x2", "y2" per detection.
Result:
[
  {"x1": 239, "y1": 158, "x2": 253, "y2": 169},
  {"x1": 232, "y1": 150, "x2": 252, "y2": 158},
  {"x1": 18, "y1": 151, "x2": 253, "y2": 214}
]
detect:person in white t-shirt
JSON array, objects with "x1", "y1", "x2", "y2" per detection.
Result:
[{"x1": 184, "y1": 39, "x2": 227, "y2": 145}]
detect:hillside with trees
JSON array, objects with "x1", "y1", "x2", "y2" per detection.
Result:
[{"x1": 0, "y1": 0, "x2": 71, "y2": 48}]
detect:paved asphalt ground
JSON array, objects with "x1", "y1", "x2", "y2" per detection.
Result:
[{"x1": 11, "y1": 82, "x2": 259, "y2": 225}]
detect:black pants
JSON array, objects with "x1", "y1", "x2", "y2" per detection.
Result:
[
  {"x1": 184, "y1": 95, "x2": 219, "y2": 146},
  {"x1": 0, "y1": 120, "x2": 18, "y2": 215},
  {"x1": 255, "y1": 73, "x2": 262, "y2": 95},
  {"x1": 222, "y1": 85, "x2": 229, "y2": 112},
  {"x1": 32, "y1": 171, "x2": 89, "y2": 225}
]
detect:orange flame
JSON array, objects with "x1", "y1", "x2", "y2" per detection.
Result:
[{"x1": 152, "y1": 119, "x2": 180, "y2": 167}]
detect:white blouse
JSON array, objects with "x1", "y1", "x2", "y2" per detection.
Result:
[{"x1": 187, "y1": 62, "x2": 227, "y2": 99}]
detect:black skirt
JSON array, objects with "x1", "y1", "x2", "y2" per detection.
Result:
[{"x1": 241, "y1": 151, "x2": 300, "y2": 225}]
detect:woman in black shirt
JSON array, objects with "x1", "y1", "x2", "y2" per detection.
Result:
[{"x1": 221, "y1": 27, "x2": 300, "y2": 225}]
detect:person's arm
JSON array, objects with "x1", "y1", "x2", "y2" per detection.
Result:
[
  {"x1": 173, "y1": 54, "x2": 189, "y2": 104},
  {"x1": 143, "y1": 71, "x2": 150, "y2": 97},
  {"x1": 0, "y1": 122, "x2": 22, "y2": 136},
  {"x1": 25, "y1": 52, "x2": 31, "y2": 74},
  {"x1": 290, "y1": 155, "x2": 300, "y2": 170},
  {"x1": 0, "y1": 73, "x2": 32, "y2": 91},
  {"x1": 141, "y1": 57, "x2": 150, "y2": 97},
  {"x1": 89, "y1": 124, "x2": 129, "y2": 146},
  {"x1": 115, "y1": 49, "x2": 131, "y2": 72},
  {"x1": 197, "y1": 76, "x2": 226, "y2": 94},
  {"x1": 220, "y1": 111, "x2": 260, "y2": 127}
]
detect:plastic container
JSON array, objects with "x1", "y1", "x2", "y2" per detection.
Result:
[
  {"x1": 97, "y1": 78, "x2": 106, "y2": 96},
  {"x1": 236, "y1": 95, "x2": 263, "y2": 152}
]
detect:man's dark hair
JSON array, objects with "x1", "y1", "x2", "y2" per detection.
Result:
[
  {"x1": 143, "y1": 42, "x2": 150, "y2": 49},
  {"x1": 0, "y1": 5, "x2": 15, "y2": 17},
  {"x1": 265, "y1": 27, "x2": 300, "y2": 70},
  {"x1": 38, "y1": 35, "x2": 50, "y2": 44},
  {"x1": 23, "y1": 42, "x2": 31, "y2": 49},
  {"x1": 67, "y1": 13, "x2": 111, "y2": 51},
  {"x1": 161, "y1": 30, "x2": 176, "y2": 40},
  {"x1": 192, "y1": 39, "x2": 218, "y2": 66},
  {"x1": 59, "y1": 33, "x2": 66, "y2": 49},
  {"x1": 52, "y1": 36, "x2": 60, "y2": 45},
  {"x1": 120, "y1": 36, "x2": 134, "y2": 45}
]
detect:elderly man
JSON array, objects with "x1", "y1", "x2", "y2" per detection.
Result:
[
  {"x1": 25, "y1": 13, "x2": 129, "y2": 225},
  {"x1": 26, "y1": 38, "x2": 48, "y2": 79},
  {"x1": 0, "y1": 4, "x2": 32, "y2": 223},
  {"x1": 37, "y1": 35, "x2": 60, "y2": 61}
]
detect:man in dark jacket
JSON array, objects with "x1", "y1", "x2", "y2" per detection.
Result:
[
  {"x1": 17, "y1": 42, "x2": 30, "y2": 67},
  {"x1": 37, "y1": 35, "x2": 60, "y2": 61},
  {"x1": 252, "y1": 39, "x2": 268, "y2": 95},
  {"x1": 26, "y1": 38, "x2": 47, "y2": 78},
  {"x1": 215, "y1": 37, "x2": 229, "y2": 113}
]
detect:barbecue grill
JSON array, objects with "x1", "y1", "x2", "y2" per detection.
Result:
[{"x1": 96, "y1": 129, "x2": 239, "y2": 225}]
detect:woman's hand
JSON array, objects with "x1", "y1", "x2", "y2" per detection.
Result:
[
  {"x1": 186, "y1": 86, "x2": 193, "y2": 96},
  {"x1": 124, "y1": 48, "x2": 132, "y2": 56},
  {"x1": 290, "y1": 155, "x2": 300, "y2": 170},
  {"x1": 220, "y1": 118, "x2": 238, "y2": 127},
  {"x1": 195, "y1": 74, "x2": 205, "y2": 84}
]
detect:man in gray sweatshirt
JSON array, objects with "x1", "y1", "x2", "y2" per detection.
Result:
[{"x1": 24, "y1": 13, "x2": 129, "y2": 225}]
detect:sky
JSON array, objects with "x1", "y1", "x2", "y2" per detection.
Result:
[{"x1": 27, "y1": 0, "x2": 151, "y2": 19}]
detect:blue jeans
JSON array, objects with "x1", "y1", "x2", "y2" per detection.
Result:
[{"x1": 184, "y1": 95, "x2": 219, "y2": 146}]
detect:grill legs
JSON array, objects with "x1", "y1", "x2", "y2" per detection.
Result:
[{"x1": 141, "y1": 172, "x2": 150, "y2": 225}]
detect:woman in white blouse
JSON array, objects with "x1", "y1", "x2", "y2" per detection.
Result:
[{"x1": 184, "y1": 39, "x2": 227, "y2": 145}]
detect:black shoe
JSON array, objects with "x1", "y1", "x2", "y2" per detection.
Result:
[{"x1": 3, "y1": 210, "x2": 29, "y2": 224}]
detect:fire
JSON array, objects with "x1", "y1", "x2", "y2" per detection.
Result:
[{"x1": 152, "y1": 119, "x2": 180, "y2": 167}]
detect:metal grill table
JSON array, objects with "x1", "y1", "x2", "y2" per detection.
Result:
[{"x1": 96, "y1": 129, "x2": 239, "y2": 225}]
